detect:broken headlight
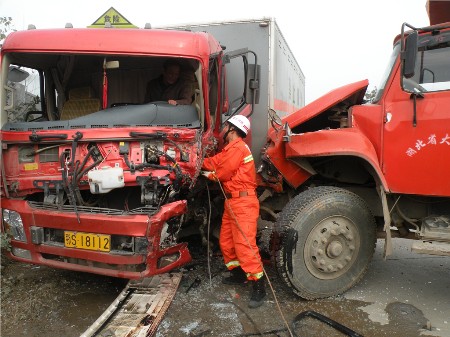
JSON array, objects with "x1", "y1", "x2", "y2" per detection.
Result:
[{"x1": 2, "y1": 209, "x2": 27, "y2": 242}]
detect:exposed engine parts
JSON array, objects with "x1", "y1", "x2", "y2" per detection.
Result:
[{"x1": 23, "y1": 131, "x2": 199, "y2": 214}]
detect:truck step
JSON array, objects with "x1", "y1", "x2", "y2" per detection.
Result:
[
  {"x1": 411, "y1": 240, "x2": 450, "y2": 256},
  {"x1": 81, "y1": 272, "x2": 182, "y2": 337}
]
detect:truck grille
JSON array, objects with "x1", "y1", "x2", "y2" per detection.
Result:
[{"x1": 28, "y1": 201, "x2": 158, "y2": 215}]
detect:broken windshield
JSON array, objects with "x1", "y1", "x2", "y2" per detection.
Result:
[{"x1": 1, "y1": 52, "x2": 201, "y2": 128}]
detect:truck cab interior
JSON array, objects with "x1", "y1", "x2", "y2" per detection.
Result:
[{"x1": 2, "y1": 53, "x2": 202, "y2": 129}]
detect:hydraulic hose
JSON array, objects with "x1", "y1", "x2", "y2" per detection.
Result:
[
  {"x1": 75, "y1": 146, "x2": 96, "y2": 180},
  {"x1": 60, "y1": 151, "x2": 80, "y2": 222}
]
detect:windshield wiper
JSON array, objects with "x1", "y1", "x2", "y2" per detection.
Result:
[
  {"x1": 29, "y1": 131, "x2": 68, "y2": 142},
  {"x1": 129, "y1": 131, "x2": 167, "y2": 139}
]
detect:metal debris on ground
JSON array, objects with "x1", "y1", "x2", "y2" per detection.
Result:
[{"x1": 81, "y1": 272, "x2": 183, "y2": 337}]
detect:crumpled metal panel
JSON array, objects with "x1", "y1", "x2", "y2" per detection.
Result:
[{"x1": 81, "y1": 272, "x2": 182, "y2": 337}]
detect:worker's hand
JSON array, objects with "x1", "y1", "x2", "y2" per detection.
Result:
[
  {"x1": 201, "y1": 170, "x2": 216, "y2": 181},
  {"x1": 168, "y1": 99, "x2": 177, "y2": 105}
]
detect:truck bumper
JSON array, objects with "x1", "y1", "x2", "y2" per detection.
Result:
[{"x1": 1, "y1": 199, "x2": 192, "y2": 279}]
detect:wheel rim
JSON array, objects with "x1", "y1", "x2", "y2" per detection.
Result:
[{"x1": 303, "y1": 215, "x2": 360, "y2": 280}]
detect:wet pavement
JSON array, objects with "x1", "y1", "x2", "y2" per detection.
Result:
[
  {"x1": 1, "y1": 238, "x2": 449, "y2": 337},
  {"x1": 156, "y1": 238, "x2": 450, "y2": 337},
  {"x1": 342, "y1": 238, "x2": 449, "y2": 337}
]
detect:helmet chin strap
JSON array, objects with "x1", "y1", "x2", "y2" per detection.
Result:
[
  {"x1": 223, "y1": 128, "x2": 233, "y2": 143},
  {"x1": 223, "y1": 123, "x2": 238, "y2": 143}
]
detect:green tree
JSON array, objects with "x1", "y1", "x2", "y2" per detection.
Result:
[{"x1": 0, "y1": 16, "x2": 15, "y2": 41}]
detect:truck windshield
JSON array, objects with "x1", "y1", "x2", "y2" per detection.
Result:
[
  {"x1": 372, "y1": 43, "x2": 400, "y2": 103},
  {"x1": 2, "y1": 53, "x2": 200, "y2": 128}
]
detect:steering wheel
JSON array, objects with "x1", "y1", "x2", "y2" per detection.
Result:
[{"x1": 269, "y1": 108, "x2": 283, "y2": 131}]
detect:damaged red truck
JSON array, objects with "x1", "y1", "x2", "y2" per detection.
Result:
[
  {"x1": 1, "y1": 17, "x2": 450, "y2": 300},
  {"x1": 0, "y1": 19, "x2": 304, "y2": 278}
]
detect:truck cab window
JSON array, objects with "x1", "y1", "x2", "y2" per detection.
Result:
[
  {"x1": 5, "y1": 66, "x2": 43, "y2": 122},
  {"x1": 403, "y1": 35, "x2": 450, "y2": 93}
]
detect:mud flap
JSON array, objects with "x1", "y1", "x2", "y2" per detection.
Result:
[{"x1": 379, "y1": 186, "x2": 393, "y2": 259}]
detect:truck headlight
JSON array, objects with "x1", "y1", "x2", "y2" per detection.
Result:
[{"x1": 2, "y1": 209, "x2": 27, "y2": 242}]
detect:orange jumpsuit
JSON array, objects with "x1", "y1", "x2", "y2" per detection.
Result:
[{"x1": 202, "y1": 138, "x2": 263, "y2": 280}]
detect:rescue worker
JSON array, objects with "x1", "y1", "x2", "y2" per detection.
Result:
[{"x1": 202, "y1": 115, "x2": 266, "y2": 308}]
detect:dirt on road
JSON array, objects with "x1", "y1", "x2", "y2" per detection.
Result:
[
  {"x1": 0, "y1": 254, "x2": 126, "y2": 337},
  {"x1": 1, "y1": 239, "x2": 448, "y2": 337}
]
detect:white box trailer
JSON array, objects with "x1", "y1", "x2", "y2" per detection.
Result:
[{"x1": 163, "y1": 18, "x2": 305, "y2": 162}]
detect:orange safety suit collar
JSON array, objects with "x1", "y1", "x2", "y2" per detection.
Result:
[{"x1": 202, "y1": 138, "x2": 257, "y2": 194}]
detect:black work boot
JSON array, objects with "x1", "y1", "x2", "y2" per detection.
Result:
[
  {"x1": 222, "y1": 267, "x2": 247, "y2": 285},
  {"x1": 248, "y1": 277, "x2": 266, "y2": 308}
]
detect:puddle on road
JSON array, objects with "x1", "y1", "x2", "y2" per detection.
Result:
[
  {"x1": 385, "y1": 302, "x2": 430, "y2": 333},
  {"x1": 282, "y1": 297, "x2": 431, "y2": 337}
]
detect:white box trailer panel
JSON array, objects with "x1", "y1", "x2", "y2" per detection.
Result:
[{"x1": 162, "y1": 18, "x2": 305, "y2": 162}]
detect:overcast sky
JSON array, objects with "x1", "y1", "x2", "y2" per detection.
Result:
[{"x1": 0, "y1": 0, "x2": 431, "y2": 103}]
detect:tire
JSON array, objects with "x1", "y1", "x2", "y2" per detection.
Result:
[{"x1": 273, "y1": 186, "x2": 376, "y2": 299}]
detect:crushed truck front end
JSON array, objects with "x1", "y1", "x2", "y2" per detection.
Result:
[
  {"x1": 259, "y1": 21, "x2": 450, "y2": 300},
  {"x1": 1, "y1": 126, "x2": 199, "y2": 278},
  {"x1": 0, "y1": 28, "x2": 221, "y2": 278}
]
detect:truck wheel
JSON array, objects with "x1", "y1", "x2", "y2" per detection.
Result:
[{"x1": 273, "y1": 186, "x2": 376, "y2": 299}]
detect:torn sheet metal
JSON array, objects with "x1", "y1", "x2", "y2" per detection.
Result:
[{"x1": 81, "y1": 272, "x2": 183, "y2": 337}]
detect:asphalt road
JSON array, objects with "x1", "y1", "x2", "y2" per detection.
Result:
[
  {"x1": 2, "y1": 237, "x2": 448, "y2": 337},
  {"x1": 156, "y1": 238, "x2": 450, "y2": 337},
  {"x1": 343, "y1": 238, "x2": 450, "y2": 337}
]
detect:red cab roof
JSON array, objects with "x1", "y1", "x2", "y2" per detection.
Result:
[{"x1": 2, "y1": 28, "x2": 222, "y2": 59}]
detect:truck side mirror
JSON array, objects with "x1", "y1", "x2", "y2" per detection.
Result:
[
  {"x1": 403, "y1": 31, "x2": 418, "y2": 79},
  {"x1": 8, "y1": 66, "x2": 30, "y2": 82}
]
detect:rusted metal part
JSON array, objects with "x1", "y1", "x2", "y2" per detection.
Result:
[
  {"x1": 427, "y1": 0, "x2": 450, "y2": 25},
  {"x1": 81, "y1": 272, "x2": 182, "y2": 337}
]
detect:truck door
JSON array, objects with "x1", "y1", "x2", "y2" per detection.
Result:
[{"x1": 382, "y1": 30, "x2": 450, "y2": 196}]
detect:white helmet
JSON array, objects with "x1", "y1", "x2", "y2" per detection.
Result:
[{"x1": 227, "y1": 115, "x2": 250, "y2": 136}]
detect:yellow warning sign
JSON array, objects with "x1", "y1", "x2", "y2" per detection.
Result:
[{"x1": 88, "y1": 7, "x2": 137, "y2": 28}]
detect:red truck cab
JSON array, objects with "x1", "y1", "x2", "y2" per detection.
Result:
[
  {"x1": 0, "y1": 27, "x2": 238, "y2": 278},
  {"x1": 260, "y1": 21, "x2": 450, "y2": 299}
]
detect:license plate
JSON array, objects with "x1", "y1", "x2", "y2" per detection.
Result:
[{"x1": 64, "y1": 231, "x2": 111, "y2": 252}]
